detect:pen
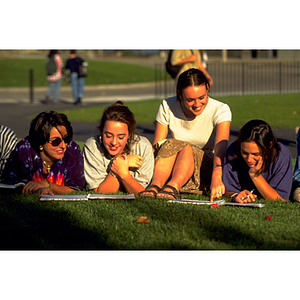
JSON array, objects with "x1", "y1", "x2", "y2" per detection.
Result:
[{"x1": 245, "y1": 189, "x2": 255, "y2": 200}]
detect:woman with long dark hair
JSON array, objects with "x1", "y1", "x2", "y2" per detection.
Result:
[{"x1": 223, "y1": 119, "x2": 293, "y2": 202}]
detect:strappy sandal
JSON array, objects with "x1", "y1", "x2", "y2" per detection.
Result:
[
  {"x1": 138, "y1": 184, "x2": 161, "y2": 199},
  {"x1": 156, "y1": 184, "x2": 181, "y2": 200}
]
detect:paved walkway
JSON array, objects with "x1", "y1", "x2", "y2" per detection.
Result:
[{"x1": 0, "y1": 83, "x2": 297, "y2": 159}]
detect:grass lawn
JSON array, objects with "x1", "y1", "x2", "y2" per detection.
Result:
[
  {"x1": 0, "y1": 59, "x2": 155, "y2": 87},
  {"x1": 4, "y1": 70, "x2": 300, "y2": 250},
  {"x1": 57, "y1": 93, "x2": 300, "y2": 129},
  {"x1": 1, "y1": 190, "x2": 300, "y2": 250}
]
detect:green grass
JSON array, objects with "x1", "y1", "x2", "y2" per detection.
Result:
[
  {"x1": 0, "y1": 59, "x2": 155, "y2": 87},
  {"x1": 1, "y1": 190, "x2": 299, "y2": 250},
  {"x1": 58, "y1": 93, "x2": 300, "y2": 129},
  {"x1": 59, "y1": 99, "x2": 162, "y2": 124},
  {"x1": 217, "y1": 93, "x2": 300, "y2": 129}
]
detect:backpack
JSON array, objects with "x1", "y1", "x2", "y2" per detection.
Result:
[
  {"x1": 165, "y1": 50, "x2": 181, "y2": 79},
  {"x1": 46, "y1": 56, "x2": 57, "y2": 75}
]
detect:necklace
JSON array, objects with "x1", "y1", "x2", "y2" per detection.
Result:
[{"x1": 43, "y1": 161, "x2": 51, "y2": 174}]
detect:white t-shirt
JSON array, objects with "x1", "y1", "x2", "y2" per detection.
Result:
[
  {"x1": 83, "y1": 134, "x2": 154, "y2": 190},
  {"x1": 156, "y1": 96, "x2": 232, "y2": 151}
]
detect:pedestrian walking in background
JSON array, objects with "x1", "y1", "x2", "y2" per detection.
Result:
[
  {"x1": 169, "y1": 50, "x2": 213, "y2": 84},
  {"x1": 65, "y1": 50, "x2": 88, "y2": 105},
  {"x1": 45, "y1": 50, "x2": 64, "y2": 104}
]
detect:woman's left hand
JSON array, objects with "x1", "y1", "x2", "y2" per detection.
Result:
[
  {"x1": 249, "y1": 156, "x2": 263, "y2": 179},
  {"x1": 127, "y1": 155, "x2": 143, "y2": 169}
]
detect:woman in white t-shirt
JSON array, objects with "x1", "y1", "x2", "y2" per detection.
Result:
[{"x1": 138, "y1": 68, "x2": 232, "y2": 201}]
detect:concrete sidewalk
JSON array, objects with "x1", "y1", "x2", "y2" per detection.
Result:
[{"x1": 0, "y1": 81, "x2": 161, "y2": 104}]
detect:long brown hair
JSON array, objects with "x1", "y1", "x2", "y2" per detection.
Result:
[
  {"x1": 98, "y1": 101, "x2": 139, "y2": 154},
  {"x1": 230, "y1": 119, "x2": 280, "y2": 175}
]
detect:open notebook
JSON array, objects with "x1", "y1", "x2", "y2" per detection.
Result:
[
  {"x1": 40, "y1": 194, "x2": 136, "y2": 201},
  {"x1": 168, "y1": 198, "x2": 265, "y2": 208},
  {"x1": 0, "y1": 182, "x2": 25, "y2": 189}
]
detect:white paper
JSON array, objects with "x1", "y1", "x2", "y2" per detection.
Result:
[
  {"x1": 40, "y1": 194, "x2": 88, "y2": 201},
  {"x1": 39, "y1": 193, "x2": 136, "y2": 201},
  {"x1": 0, "y1": 182, "x2": 25, "y2": 189},
  {"x1": 223, "y1": 202, "x2": 265, "y2": 208},
  {"x1": 167, "y1": 199, "x2": 225, "y2": 205},
  {"x1": 87, "y1": 194, "x2": 136, "y2": 200}
]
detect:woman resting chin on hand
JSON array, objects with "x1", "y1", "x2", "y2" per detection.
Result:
[
  {"x1": 83, "y1": 101, "x2": 154, "y2": 195},
  {"x1": 223, "y1": 119, "x2": 293, "y2": 202}
]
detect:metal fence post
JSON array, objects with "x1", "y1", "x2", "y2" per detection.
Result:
[
  {"x1": 29, "y1": 69, "x2": 34, "y2": 103},
  {"x1": 242, "y1": 62, "x2": 245, "y2": 95},
  {"x1": 279, "y1": 62, "x2": 282, "y2": 94}
]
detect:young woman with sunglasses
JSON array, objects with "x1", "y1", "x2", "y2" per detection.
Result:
[
  {"x1": 2, "y1": 111, "x2": 85, "y2": 196},
  {"x1": 83, "y1": 101, "x2": 154, "y2": 194},
  {"x1": 138, "y1": 68, "x2": 231, "y2": 201},
  {"x1": 223, "y1": 119, "x2": 293, "y2": 202}
]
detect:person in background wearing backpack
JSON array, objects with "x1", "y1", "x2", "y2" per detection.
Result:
[
  {"x1": 65, "y1": 50, "x2": 87, "y2": 105},
  {"x1": 45, "y1": 50, "x2": 64, "y2": 104},
  {"x1": 168, "y1": 50, "x2": 213, "y2": 85}
]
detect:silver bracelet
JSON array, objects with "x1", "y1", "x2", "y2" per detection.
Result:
[{"x1": 110, "y1": 171, "x2": 117, "y2": 178}]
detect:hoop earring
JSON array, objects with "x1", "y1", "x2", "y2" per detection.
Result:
[{"x1": 39, "y1": 145, "x2": 43, "y2": 151}]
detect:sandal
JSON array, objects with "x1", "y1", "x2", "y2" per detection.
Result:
[
  {"x1": 138, "y1": 184, "x2": 161, "y2": 199},
  {"x1": 156, "y1": 184, "x2": 181, "y2": 200}
]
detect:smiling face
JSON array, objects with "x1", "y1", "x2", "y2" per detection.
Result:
[
  {"x1": 240, "y1": 141, "x2": 263, "y2": 168},
  {"x1": 102, "y1": 120, "x2": 129, "y2": 157},
  {"x1": 42, "y1": 126, "x2": 69, "y2": 162},
  {"x1": 179, "y1": 84, "x2": 209, "y2": 118}
]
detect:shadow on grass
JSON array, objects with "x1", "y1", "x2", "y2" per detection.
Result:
[{"x1": 0, "y1": 193, "x2": 113, "y2": 250}]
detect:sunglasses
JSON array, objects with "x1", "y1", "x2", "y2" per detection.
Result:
[{"x1": 49, "y1": 136, "x2": 71, "y2": 147}]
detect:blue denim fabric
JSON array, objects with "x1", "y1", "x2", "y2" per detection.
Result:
[
  {"x1": 46, "y1": 79, "x2": 62, "y2": 103},
  {"x1": 70, "y1": 72, "x2": 85, "y2": 103}
]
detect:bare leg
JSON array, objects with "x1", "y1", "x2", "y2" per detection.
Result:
[
  {"x1": 139, "y1": 153, "x2": 178, "y2": 197},
  {"x1": 156, "y1": 145, "x2": 194, "y2": 198}
]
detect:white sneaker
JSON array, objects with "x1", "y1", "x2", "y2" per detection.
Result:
[{"x1": 293, "y1": 187, "x2": 300, "y2": 202}]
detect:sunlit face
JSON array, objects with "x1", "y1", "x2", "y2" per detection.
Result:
[
  {"x1": 102, "y1": 120, "x2": 129, "y2": 156},
  {"x1": 42, "y1": 126, "x2": 69, "y2": 162},
  {"x1": 179, "y1": 85, "x2": 209, "y2": 118},
  {"x1": 240, "y1": 141, "x2": 262, "y2": 168}
]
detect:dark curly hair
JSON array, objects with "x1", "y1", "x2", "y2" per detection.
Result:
[{"x1": 28, "y1": 111, "x2": 73, "y2": 152}]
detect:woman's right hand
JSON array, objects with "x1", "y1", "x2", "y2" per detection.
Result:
[
  {"x1": 233, "y1": 190, "x2": 257, "y2": 203},
  {"x1": 111, "y1": 154, "x2": 130, "y2": 180}
]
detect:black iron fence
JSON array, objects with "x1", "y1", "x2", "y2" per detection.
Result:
[{"x1": 155, "y1": 60, "x2": 300, "y2": 99}]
